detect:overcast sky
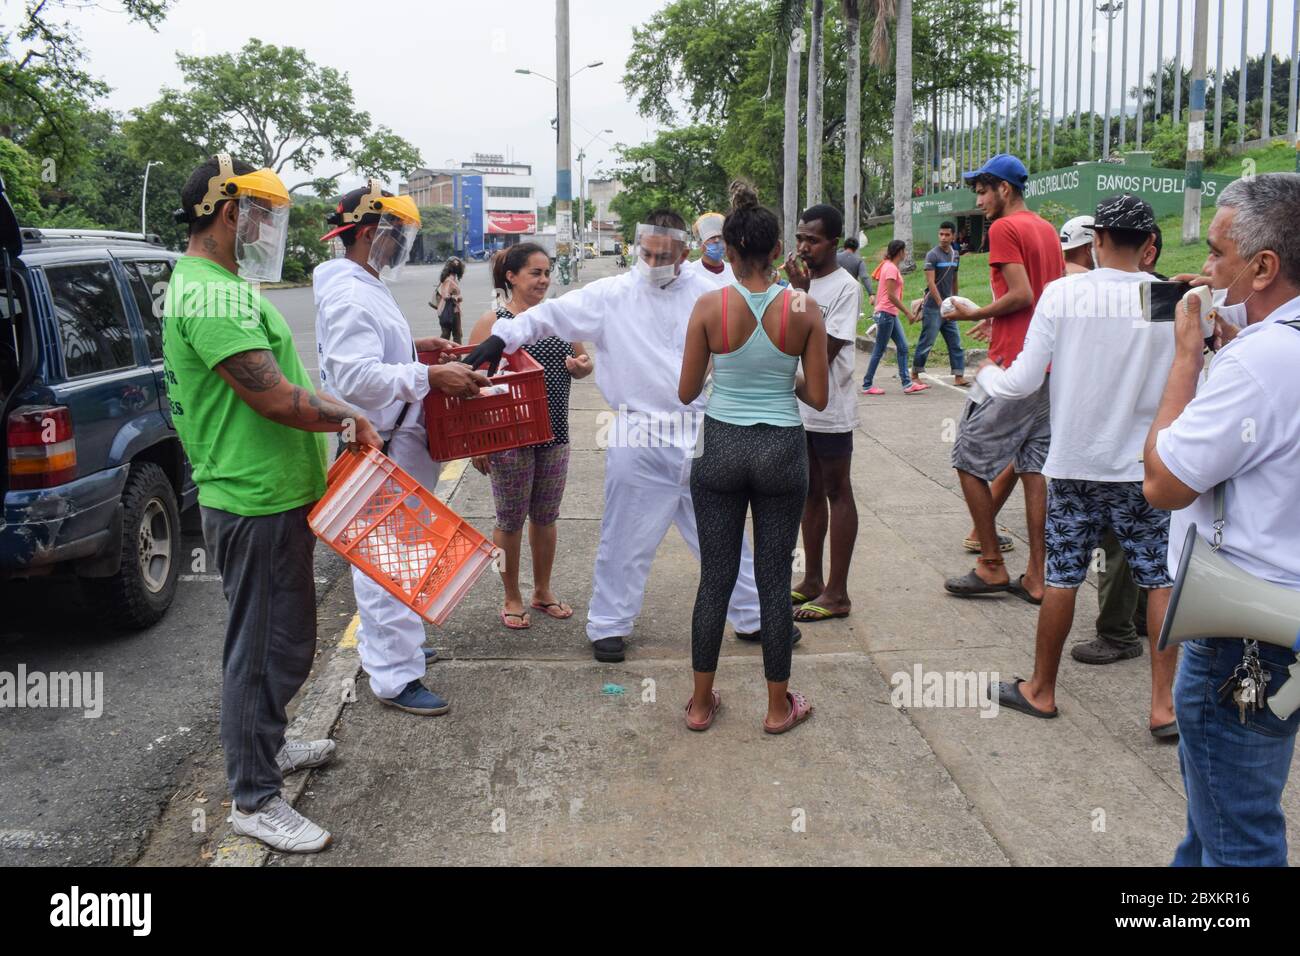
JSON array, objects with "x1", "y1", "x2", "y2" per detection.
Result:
[
  {"x1": 11, "y1": 0, "x2": 1298, "y2": 203},
  {"x1": 35, "y1": 0, "x2": 668, "y2": 203}
]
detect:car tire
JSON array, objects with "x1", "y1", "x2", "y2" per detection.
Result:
[{"x1": 87, "y1": 461, "x2": 180, "y2": 630}]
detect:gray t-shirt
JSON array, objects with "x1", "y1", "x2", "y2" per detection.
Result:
[
  {"x1": 837, "y1": 249, "x2": 874, "y2": 294},
  {"x1": 924, "y1": 245, "x2": 960, "y2": 305}
]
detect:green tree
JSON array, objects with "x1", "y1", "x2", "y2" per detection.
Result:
[
  {"x1": 1, "y1": 1, "x2": 172, "y2": 166},
  {"x1": 623, "y1": 0, "x2": 1017, "y2": 227},
  {"x1": 608, "y1": 125, "x2": 730, "y2": 240},
  {"x1": 136, "y1": 39, "x2": 423, "y2": 196},
  {"x1": 418, "y1": 204, "x2": 462, "y2": 253},
  {"x1": 0, "y1": 137, "x2": 44, "y2": 221}
]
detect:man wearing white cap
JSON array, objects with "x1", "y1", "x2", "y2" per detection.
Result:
[
  {"x1": 685, "y1": 211, "x2": 735, "y2": 288},
  {"x1": 1060, "y1": 215, "x2": 1095, "y2": 275}
]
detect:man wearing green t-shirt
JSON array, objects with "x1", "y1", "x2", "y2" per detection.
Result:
[{"x1": 164, "y1": 155, "x2": 379, "y2": 854}]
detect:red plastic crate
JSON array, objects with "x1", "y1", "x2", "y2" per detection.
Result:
[
  {"x1": 308, "y1": 446, "x2": 497, "y2": 626},
  {"x1": 417, "y1": 345, "x2": 554, "y2": 461}
]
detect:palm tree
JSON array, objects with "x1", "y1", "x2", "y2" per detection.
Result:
[
  {"x1": 806, "y1": 0, "x2": 825, "y2": 207},
  {"x1": 778, "y1": 0, "x2": 807, "y2": 253},
  {"x1": 843, "y1": 0, "x2": 862, "y2": 238},
  {"x1": 876, "y1": 0, "x2": 914, "y2": 269}
]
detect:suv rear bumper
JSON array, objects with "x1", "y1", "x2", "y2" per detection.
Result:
[{"x1": 0, "y1": 465, "x2": 128, "y2": 574}]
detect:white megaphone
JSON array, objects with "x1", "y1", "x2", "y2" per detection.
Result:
[{"x1": 1159, "y1": 523, "x2": 1300, "y2": 719}]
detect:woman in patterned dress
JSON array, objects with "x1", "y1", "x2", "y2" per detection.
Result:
[{"x1": 468, "y1": 243, "x2": 593, "y2": 629}]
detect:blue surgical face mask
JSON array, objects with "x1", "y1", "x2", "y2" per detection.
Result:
[{"x1": 704, "y1": 240, "x2": 724, "y2": 261}]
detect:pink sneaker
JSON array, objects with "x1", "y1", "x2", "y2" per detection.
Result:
[
  {"x1": 860, "y1": 386, "x2": 885, "y2": 395},
  {"x1": 903, "y1": 382, "x2": 931, "y2": 394}
]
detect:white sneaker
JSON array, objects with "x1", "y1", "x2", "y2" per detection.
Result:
[
  {"x1": 229, "y1": 796, "x2": 332, "y2": 853},
  {"x1": 276, "y1": 738, "x2": 337, "y2": 775}
]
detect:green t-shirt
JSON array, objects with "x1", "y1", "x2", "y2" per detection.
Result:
[{"x1": 162, "y1": 256, "x2": 328, "y2": 516}]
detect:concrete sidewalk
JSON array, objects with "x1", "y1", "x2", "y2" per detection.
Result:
[{"x1": 262, "y1": 269, "x2": 1298, "y2": 867}]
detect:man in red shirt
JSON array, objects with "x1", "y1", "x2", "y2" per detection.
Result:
[{"x1": 945, "y1": 154, "x2": 1063, "y2": 602}]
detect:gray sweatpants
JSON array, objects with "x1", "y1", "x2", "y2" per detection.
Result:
[{"x1": 201, "y1": 503, "x2": 318, "y2": 813}]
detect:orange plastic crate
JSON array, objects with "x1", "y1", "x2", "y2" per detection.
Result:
[
  {"x1": 418, "y1": 345, "x2": 554, "y2": 461},
  {"x1": 308, "y1": 446, "x2": 497, "y2": 626}
]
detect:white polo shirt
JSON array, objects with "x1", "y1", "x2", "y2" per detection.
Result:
[{"x1": 1155, "y1": 295, "x2": 1300, "y2": 589}]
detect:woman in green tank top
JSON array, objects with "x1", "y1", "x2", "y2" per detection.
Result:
[{"x1": 676, "y1": 181, "x2": 829, "y2": 735}]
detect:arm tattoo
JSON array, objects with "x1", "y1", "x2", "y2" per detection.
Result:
[
  {"x1": 290, "y1": 386, "x2": 351, "y2": 426},
  {"x1": 222, "y1": 350, "x2": 282, "y2": 392}
]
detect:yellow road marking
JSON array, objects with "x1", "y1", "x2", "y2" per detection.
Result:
[
  {"x1": 339, "y1": 613, "x2": 360, "y2": 649},
  {"x1": 439, "y1": 458, "x2": 469, "y2": 483}
]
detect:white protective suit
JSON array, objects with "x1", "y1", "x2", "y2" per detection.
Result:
[
  {"x1": 313, "y1": 257, "x2": 439, "y2": 698},
  {"x1": 490, "y1": 267, "x2": 762, "y2": 642},
  {"x1": 683, "y1": 256, "x2": 736, "y2": 289}
]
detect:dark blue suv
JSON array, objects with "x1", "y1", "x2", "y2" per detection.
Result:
[{"x1": 1, "y1": 187, "x2": 196, "y2": 629}]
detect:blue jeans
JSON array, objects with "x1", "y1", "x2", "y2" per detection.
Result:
[
  {"x1": 862, "y1": 311, "x2": 910, "y2": 388},
  {"x1": 1172, "y1": 637, "x2": 1300, "y2": 866},
  {"x1": 914, "y1": 303, "x2": 965, "y2": 374}
]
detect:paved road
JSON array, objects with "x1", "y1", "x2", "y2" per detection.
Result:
[{"x1": 0, "y1": 257, "x2": 559, "y2": 865}]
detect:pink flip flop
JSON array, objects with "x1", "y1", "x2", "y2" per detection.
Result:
[
  {"x1": 861, "y1": 386, "x2": 885, "y2": 395},
  {"x1": 684, "y1": 689, "x2": 721, "y2": 732},
  {"x1": 500, "y1": 610, "x2": 530, "y2": 630},
  {"x1": 764, "y1": 691, "x2": 813, "y2": 734},
  {"x1": 530, "y1": 600, "x2": 574, "y2": 620}
]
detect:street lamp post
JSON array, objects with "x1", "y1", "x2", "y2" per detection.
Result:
[
  {"x1": 515, "y1": 38, "x2": 603, "y2": 285},
  {"x1": 141, "y1": 160, "x2": 163, "y2": 236},
  {"x1": 575, "y1": 129, "x2": 612, "y2": 277}
]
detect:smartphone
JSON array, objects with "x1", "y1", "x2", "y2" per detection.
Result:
[{"x1": 1141, "y1": 280, "x2": 1193, "y2": 323}]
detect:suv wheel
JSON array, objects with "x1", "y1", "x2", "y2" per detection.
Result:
[{"x1": 88, "y1": 462, "x2": 180, "y2": 629}]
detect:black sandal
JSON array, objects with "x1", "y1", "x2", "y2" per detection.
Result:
[
  {"x1": 1007, "y1": 574, "x2": 1043, "y2": 606},
  {"x1": 944, "y1": 557, "x2": 1011, "y2": 596},
  {"x1": 996, "y1": 679, "x2": 1058, "y2": 719}
]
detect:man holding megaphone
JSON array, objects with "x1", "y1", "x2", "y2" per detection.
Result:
[{"x1": 1144, "y1": 173, "x2": 1300, "y2": 868}]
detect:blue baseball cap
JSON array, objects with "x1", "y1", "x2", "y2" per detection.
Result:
[{"x1": 963, "y1": 154, "x2": 1029, "y2": 190}]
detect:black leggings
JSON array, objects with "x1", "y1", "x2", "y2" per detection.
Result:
[{"x1": 689, "y1": 416, "x2": 809, "y2": 682}]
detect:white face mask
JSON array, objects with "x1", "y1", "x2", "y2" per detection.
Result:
[
  {"x1": 636, "y1": 257, "x2": 678, "y2": 287},
  {"x1": 1210, "y1": 256, "x2": 1260, "y2": 330}
]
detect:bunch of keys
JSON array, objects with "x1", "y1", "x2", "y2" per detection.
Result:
[{"x1": 1217, "y1": 640, "x2": 1272, "y2": 725}]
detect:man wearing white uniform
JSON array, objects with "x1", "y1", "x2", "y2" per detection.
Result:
[
  {"x1": 315, "y1": 182, "x2": 488, "y2": 714},
  {"x1": 684, "y1": 211, "x2": 735, "y2": 289},
  {"x1": 1145, "y1": 173, "x2": 1300, "y2": 866},
  {"x1": 462, "y1": 210, "x2": 773, "y2": 663}
]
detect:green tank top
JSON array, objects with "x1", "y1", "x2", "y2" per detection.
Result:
[{"x1": 706, "y1": 283, "x2": 802, "y2": 427}]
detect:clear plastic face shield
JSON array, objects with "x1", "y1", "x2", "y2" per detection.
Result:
[
  {"x1": 633, "y1": 223, "x2": 689, "y2": 287},
  {"x1": 368, "y1": 211, "x2": 419, "y2": 281},
  {"x1": 234, "y1": 194, "x2": 290, "y2": 284}
]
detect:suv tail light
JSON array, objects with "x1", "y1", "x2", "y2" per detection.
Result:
[{"x1": 7, "y1": 406, "x2": 77, "y2": 489}]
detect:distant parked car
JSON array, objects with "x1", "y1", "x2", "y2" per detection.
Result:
[{"x1": 0, "y1": 213, "x2": 195, "y2": 629}]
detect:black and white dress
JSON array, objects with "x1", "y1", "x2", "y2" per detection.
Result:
[{"x1": 495, "y1": 304, "x2": 572, "y2": 447}]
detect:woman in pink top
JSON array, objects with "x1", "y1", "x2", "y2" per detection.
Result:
[{"x1": 861, "y1": 240, "x2": 928, "y2": 394}]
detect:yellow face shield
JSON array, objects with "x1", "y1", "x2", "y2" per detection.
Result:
[
  {"x1": 342, "y1": 180, "x2": 421, "y2": 228},
  {"x1": 191, "y1": 153, "x2": 290, "y2": 218},
  {"x1": 345, "y1": 180, "x2": 420, "y2": 281},
  {"x1": 190, "y1": 154, "x2": 292, "y2": 283}
]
